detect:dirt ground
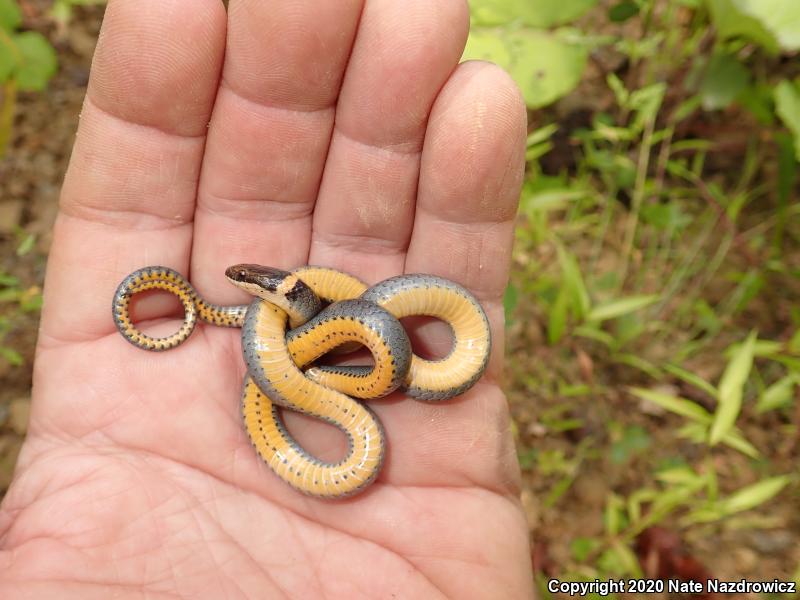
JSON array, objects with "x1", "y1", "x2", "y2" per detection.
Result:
[{"x1": 1, "y1": 4, "x2": 797, "y2": 596}]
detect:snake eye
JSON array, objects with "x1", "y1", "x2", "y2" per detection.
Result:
[{"x1": 238, "y1": 269, "x2": 247, "y2": 279}]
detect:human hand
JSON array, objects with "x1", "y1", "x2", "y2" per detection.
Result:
[{"x1": 0, "y1": 0, "x2": 531, "y2": 597}]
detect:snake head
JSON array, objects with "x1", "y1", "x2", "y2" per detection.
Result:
[
  {"x1": 225, "y1": 264, "x2": 289, "y2": 294},
  {"x1": 225, "y1": 264, "x2": 322, "y2": 326}
]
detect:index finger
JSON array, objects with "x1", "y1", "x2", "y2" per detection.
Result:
[{"x1": 39, "y1": 0, "x2": 226, "y2": 347}]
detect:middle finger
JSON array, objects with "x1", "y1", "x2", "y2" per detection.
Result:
[
  {"x1": 307, "y1": 0, "x2": 469, "y2": 282},
  {"x1": 191, "y1": 0, "x2": 365, "y2": 302}
]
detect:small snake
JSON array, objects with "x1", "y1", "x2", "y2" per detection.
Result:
[{"x1": 112, "y1": 265, "x2": 491, "y2": 497}]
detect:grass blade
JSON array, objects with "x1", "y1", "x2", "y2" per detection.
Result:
[
  {"x1": 756, "y1": 375, "x2": 797, "y2": 413},
  {"x1": 664, "y1": 363, "x2": 718, "y2": 398},
  {"x1": 587, "y1": 295, "x2": 659, "y2": 322},
  {"x1": 710, "y1": 331, "x2": 757, "y2": 445},
  {"x1": 629, "y1": 387, "x2": 711, "y2": 423},
  {"x1": 720, "y1": 476, "x2": 791, "y2": 515}
]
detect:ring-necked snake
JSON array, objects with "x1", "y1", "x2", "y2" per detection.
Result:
[{"x1": 112, "y1": 265, "x2": 491, "y2": 498}]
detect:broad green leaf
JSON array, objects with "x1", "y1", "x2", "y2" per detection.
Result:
[
  {"x1": 706, "y1": 0, "x2": 779, "y2": 53},
  {"x1": 0, "y1": 40, "x2": 15, "y2": 81},
  {"x1": 464, "y1": 28, "x2": 588, "y2": 108},
  {"x1": 12, "y1": 31, "x2": 57, "y2": 91},
  {"x1": 629, "y1": 387, "x2": 711, "y2": 423},
  {"x1": 663, "y1": 364, "x2": 718, "y2": 398},
  {"x1": 710, "y1": 331, "x2": 757, "y2": 444},
  {"x1": 608, "y1": 1, "x2": 639, "y2": 22},
  {"x1": 0, "y1": 0, "x2": 21, "y2": 30},
  {"x1": 507, "y1": 30, "x2": 588, "y2": 108},
  {"x1": 699, "y1": 53, "x2": 751, "y2": 111},
  {"x1": 721, "y1": 476, "x2": 791, "y2": 514},
  {"x1": 469, "y1": 0, "x2": 597, "y2": 28},
  {"x1": 756, "y1": 375, "x2": 797, "y2": 413},
  {"x1": 462, "y1": 29, "x2": 512, "y2": 67},
  {"x1": 775, "y1": 79, "x2": 800, "y2": 161},
  {"x1": 733, "y1": 0, "x2": 800, "y2": 51},
  {"x1": 587, "y1": 295, "x2": 658, "y2": 322}
]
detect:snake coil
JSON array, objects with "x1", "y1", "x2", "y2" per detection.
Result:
[{"x1": 113, "y1": 265, "x2": 491, "y2": 498}]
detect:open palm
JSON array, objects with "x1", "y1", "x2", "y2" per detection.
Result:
[{"x1": 0, "y1": 0, "x2": 531, "y2": 597}]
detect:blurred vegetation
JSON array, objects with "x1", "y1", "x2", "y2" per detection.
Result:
[
  {"x1": 0, "y1": 0, "x2": 798, "y2": 595},
  {"x1": 463, "y1": 0, "x2": 799, "y2": 594}
]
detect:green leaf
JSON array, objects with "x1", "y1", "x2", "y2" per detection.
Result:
[
  {"x1": 656, "y1": 466, "x2": 704, "y2": 486},
  {"x1": 756, "y1": 375, "x2": 797, "y2": 413},
  {"x1": 790, "y1": 329, "x2": 800, "y2": 354},
  {"x1": 663, "y1": 364, "x2": 718, "y2": 398},
  {"x1": 775, "y1": 79, "x2": 800, "y2": 161},
  {"x1": 0, "y1": 346, "x2": 23, "y2": 366},
  {"x1": 12, "y1": 31, "x2": 57, "y2": 91},
  {"x1": 608, "y1": 0, "x2": 639, "y2": 22},
  {"x1": 720, "y1": 428, "x2": 760, "y2": 458},
  {"x1": 699, "y1": 53, "x2": 751, "y2": 111},
  {"x1": 710, "y1": 331, "x2": 757, "y2": 445},
  {"x1": 629, "y1": 387, "x2": 711, "y2": 423},
  {"x1": 721, "y1": 476, "x2": 791, "y2": 514},
  {"x1": 733, "y1": 0, "x2": 800, "y2": 51},
  {"x1": 587, "y1": 295, "x2": 658, "y2": 322},
  {"x1": 0, "y1": 0, "x2": 21, "y2": 30},
  {"x1": 547, "y1": 284, "x2": 569, "y2": 344},
  {"x1": 526, "y1": 123, "x2": 559, "y2": 147},
  {"x1": 573, "y1": 324, "x2": 616, "y2": 348},
  {"x1": 462, "y1": 29, "x2": 512, "y2": 66},
  {"x1": 16, "y1": 232, "x2": 35, "y2": 256},
  {"x1": 503, "y1": 282, "x2": 518, "y2": 320},
  {"x1": 464, "y1": 28, "x2": 588, "y2": 108},
  {"x1": 507, "y1": 30, "x2": 588, "y2": 108},
  {"x1": 0, "y1": 31, "x2": 16, "y2": 81},
  {"x1": 469, "y1": 0, "x2": 597, "y2": 28},
  {"x1": 610, "y1": 425, "x2": 651, "y2": 464},
  {"x1": 556, "y1": 244, "x2": 590, "y2": 320},
  {"x1": 615, "y1": 353, "x2": 661, "y2": 379},
  {"x1": 570, "y1": 537, "x2": 600, "y2": 563},
  {"x1": 520, "y1": 188, "x2": 586, "y2": 214},
  {"x1": 706, "y1": 0, "x2": 779, "y2": 53},
  {"x1": 0, "y1": 272, "x2": 18, "y2": 287},
  {"x1": 604, "y1": 493, "x2": 626, "y2": 536}
]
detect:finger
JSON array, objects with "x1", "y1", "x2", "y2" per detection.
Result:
[
  {"x1": 308, "y1": 0, "x2": 469, "y2": 282},
  {"x1": 190, "y1": 0, "x2": 364, "y2": 303},
  {"x1": 39, "y1": 0, "x2": 226, "y2": 346},
  {"x1": 404, "y1": 61, "x2": 527, "y2": 378}
]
